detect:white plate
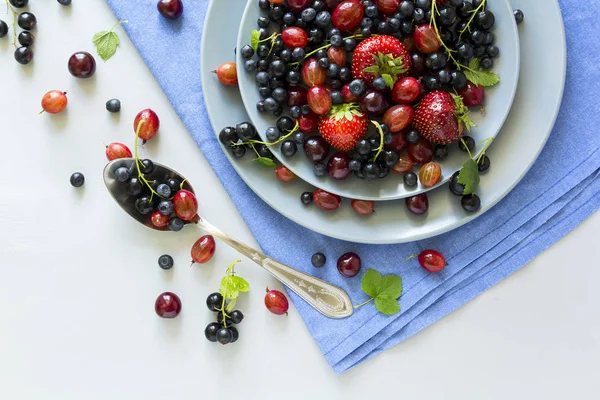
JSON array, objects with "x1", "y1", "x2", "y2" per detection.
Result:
[
  {"x1": 200, "y1": 0, "x2": 566, "y2": 244},
  {"x1": 235, "y1": 0, "x2": 520, "y2": 201}
]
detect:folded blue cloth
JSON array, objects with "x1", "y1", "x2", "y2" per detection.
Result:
[{"x1": 106, "y1": 0, "x2": 600, "y2": 373}]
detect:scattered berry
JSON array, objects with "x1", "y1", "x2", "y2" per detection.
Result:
[
  {"x1": 155, "y1": 292, "x2": 182, "y2": 318},
  {"x1": 158, "y1": 254, "x2": 174, "y2": 270},
  {"x1": 14, "y1": 47, "x2": 33, "y2": 64},
  {"x1": 105, "y1": 142, "x2": 132, "y2": 161},
  {"x1": 419, "y1": 161, "x2": 442, "y2": 188},
  {"x1": 311, "y1": 252, "x2": 326, "y2": 267},
  {"x1": 275, "y1": 164, "x2": 297, "y2": 182},
  {"x1": 191, "y1": 235, "x2": 216, "y2": 264},
  {"x1": 351, "y1": 199, "x2": 375, "y2": 216},
  {"x1": 415, "y1": 249, "x2": 447, "y2": 273},
  {"x1": 206, "y1": 292, "x2": 223, "y2": 312},
  {"x1": 68, "y1": 52, "x2": 96, "y2": 78},
  {"x1": 301, "y1": 191, "x2": 313, "y2": 205},
  {"x1": 214, "y1": 62, "x2": 238, "y2": 85},
  {"x1": 312, "y1": 188, "x2": 341, "y2": 211},
  {"x1": 17, "y1": 12, "x2": 37, "y2": 30},
  {"x1": 461, "y1": 194, "x2": 481, "y2": 212},
  {"x1": 106, "y1": 98, "x2": 121, "y2": 113},
  {"x1": 41, "y1": 90, "x2": 68, "y2": 114},
  {"x1": 265, "y1": 287, "x2": 289, "y2": 315},
  {"x1": 134, "y1": 109, "x2": 160, "y2": 141},
  {"x1": 337, "y1": 252, "x2": 361, "y2": 277},
  {"x1": 157, "y1": 0, "x2": 184, "y2": 19},
  {"x1": 70, "y1": 172, "x2": 85, "y2": 187}
]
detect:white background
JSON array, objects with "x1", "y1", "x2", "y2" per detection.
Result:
[{"x1": 1, "y1": 2, "x2": 599, "y2": 399}]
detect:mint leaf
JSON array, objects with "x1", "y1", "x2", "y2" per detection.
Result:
[
  {"x1": 381, "y1": 73, "x2": 394, "y2": 90},
  {"x1": 458, "y1": 158, "x2": 480, "y2": 195},
  {"x1": 358, "y1": 268, "x2": 403, "y2": 315},
  {"x1": 254, "y1": 157, "x2": 276, "y2": 167},
  {"x1": 219, "y1": 275, "x2": 238, "y2": 300},
  {"x1": 374, "y1": 297, "x2": 401, "y2": 315},
  {"x1": 464, "y1": 58, "x2": 500, "y2": 87},
  {"x1": 250, "y1": 30, "x2": 261, "y2": 51}
]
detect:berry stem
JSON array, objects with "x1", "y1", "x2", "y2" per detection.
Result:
[
  {"x1": 353, "y1": 297, "x2": 374, "y2": 309},
  {"x1": 429, "y1": 1, "x2": 462, "y2": 70},
  {"x1": 109, "y1": 20, "x2": 128, "y2": 32},
  {"x1": 458, "y1": 0, "x2": 487, "y2": 41},
  {"x1": 234, "y1": 120, "x2": 299, "y2": 148},
  {"x1": 4, "y1": 0, "x2": 17, "y2": 48},
  {"x1": 405, "y1": 254, "x2": 418, "y2": 262},
  {"x1": 370, "y1": 120, "x2": 385, "y2": 162},
  {"x1": 475, "y1": 137, "x2": 493, "y2": 163},
  {"x1": 289, "y1": 34, "x2": 365, "y2": 68},
  {"x1": 133, "y1": 120, "x2": 170, "y2": 200},
  {"x1": 460, "y1": 137, "x2": 473, "y2": 159}
]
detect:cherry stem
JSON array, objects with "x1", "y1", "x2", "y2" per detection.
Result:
[
  {"x1": 429, "y1": 1, "x2": 462, "y2": 70},
  {"x1": 475, "y1": 137, "x2": 494, "y2": 163},
  {"x1": 220, "y1": 297, "x2": 228, "y2": 328},
  {"x1": 458, "y1": 0, "x2": 487, "y2": 41},
  {"x1": 370, "y1": 120, "x2": 385, "y2": 162},
  {"x1": 289, "y1": 33, "x2": 365, "y2": 68},
  {"x1": 110, "y1": 20, "x2": 128, "y2": 32},
  {"x1": 133, "y1": 120, "x2": 170, "y2": 201},
  {"x1": 353, "y1": 297, "x2": 374, "y2": 309},
  {"x1": 405, "y1": 253, "x2": 419, "y2": 262},
  {"x1": 4, "y1": 0, "x2": 17, "y2": 48},
  {"x1": 234, "y1": 120, "x2": 300, "y2": 148},
  {"x1": 460, "y1": 138, "x2": 473, "y2": 159}
]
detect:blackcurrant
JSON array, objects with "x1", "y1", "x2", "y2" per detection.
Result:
[
  {"x1": 216, "y1": 328, "x2": 233, "y2": 345},
  {"x1": 206, "y1": 292, "x2": 223, "y2": 312},
  {"x1": 230, "y1": 310, "x2": 244, "y2": 324},
  {"x1": 70, "y1": 172, "x2": 85, "y2": 187},
  {"x1": 158, "y1": 254, "x2": 174, "y2": 270},
  {"x1": 461, "y1": 194, "x2": 481, "y2": 212},
  {"x1": 17, "y1": 12, "x2": 37, "y2": 30},
  {"x1": 301, "y1": 192, "x2": 313, "y2": 205},
  {"x1": 311, "y1": 252, "x2": 326, "y2": 267},
  {"x1": 204, "y1": 322, "x2": 220, "y2": 342},
  {"x1": 106, "y1": 98, "x2": 121, "y2": 113}
]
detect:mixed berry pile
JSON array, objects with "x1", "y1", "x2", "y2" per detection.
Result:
[{"x1": 216, "y1": 0, "x2": 525, "y2": 215}]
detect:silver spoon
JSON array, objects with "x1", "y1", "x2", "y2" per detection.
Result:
[{"x1": 103, "y1": 158, "x2": 353, "y2": 319}]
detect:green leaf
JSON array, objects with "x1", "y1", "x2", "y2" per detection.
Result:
[
  {"x1": 254, "y1": 157, "x2": 276, "y2": 167},
  {"x1": 451, "y1": 93, "x2": 477, "y2": 132},
  {"x1": 464, "y1": 58, "x2": 500, "y2": 87},
  {"x1": 92, "y1": 30, "x2": 120, "y2": 61},
  {"x1": 359, "y1": 268, "x2": 403, "y2": 315},
  {"x1": 363, "y1": 65, "x2": 380, "y2": 73},
  {"x1": 458, "y1": 158, "x2": 480, "y2": 195},
  {"x1": 231, "y1": 276, "x2": 250, "y2": 293},
  {"x1": 250, "y1": 30, "x2": 261, "y2": 51},
  {"x1": 374, "y1": 297, "x2": 401, "y2": 315},
  {"x1": 219, "y1": 276, "x2": 238, "y2": 300},
  {"x1": 381, "y1": 74, "x2": 394, "y2": 90}
]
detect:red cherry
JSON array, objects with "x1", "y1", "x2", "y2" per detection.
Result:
[
  {"x1": 341, "y1": 83, "x2": 359, "y2": 102},
  {"x1": 155, "y1": 292, "x2": 182, "y2": 318},
  {"x1": 413, "y1": 24, "x2": 441, "y2": 54},
  {"x1": 337, "y1": 252, "x2": 361, "y2": 277},
  {"x1": 392, "y1": 77, "x2": 421, "y2": 104},
  {"x1": 68, "y1": 51, "x2": 96, "y2": 79},
  {"x1": 405, "y1": 193, "x2": 429, "y2": 215},
  {"x1": 298, "y1": 112, "x2": 319, "y2": 133},
  {"x1": 157, "y1": 0, "x2": 183, "y2": 19},
  {"x1": 304, "y1": 136, "x2": 330, "y2": 162},
  {"x1": 214, "y1": 62, "x2": 238, "y2": 86},
  {"x1": 417, "y1": 249, "x2": 447, "y2": 273},
  {"x1": 382, "y1": 105, "x2": 414, "y2": 133},
  {"x1": 327, "y1": 153, "x2": 351, "y2": 180},
  {"x1": 286, "y1": 0, "x2": 311, "y2": 13},
  {"x1": 385, "y1": 132, "x2": 408, "y2": 152},
  {"x1": 172, "y1": 189, "x2": 198, "y2": 221},
  {"x1": 134, "y1": 109, "x2": 160, "y2": 141},
  {"x1": 376, "y1": 0, "x2": 400, "y2": 15},
  {"x1": 282, "y1": 26, "x2": 309, "y2": 49},
  {"x1": 264, "y1": 288, "x2": 289, "y2": 315},
  {"x1": 302, "y1": 58, "x2": 327, "y2": 86},
  {"x1": 351, "y1": 199, "x2": 375, "y2": 216},
  {"x1": 41, "y1": 90, "x2": 68, "y2": 114},
  {"x1": 287, "y1": 86, "x2": 308, "y2": 107},
  {"x1": 360, "y1": 89, "x2": 388, "y2": 115},
  {"x1": 191, "y1": 235, "x2": 216, "y2": 264},
  {"x1": 327, "y1": 47, "x2": 347, "y2": 67},
  {"x1": 458, "y1": 81, "x2": 485, "y2": 107},
  {"x1": 105, "y1": 142, "x2": 132, "y2": 161},
  {"x1": 313, "y1": 189, "x2": 341, "y2": 211},
  {"x1": 151, "y1": 211, "x2": 169, "y2": 228},
  {"x1": 307, "y1": 85, "x2": 332, "y2": 115},
  {"x1": 275, "y1": 165, "x2": 297, "y2": 182},
  {"x1": 331, "y1": 0, "x2": 364, "y2": 32},
  {"x1": 408, "y1": 138, "x2": 434, "y2": 164}
]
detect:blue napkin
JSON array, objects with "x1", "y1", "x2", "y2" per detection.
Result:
[{"x1": 106, "y1": 0, "x2": 600, "y2": 373}]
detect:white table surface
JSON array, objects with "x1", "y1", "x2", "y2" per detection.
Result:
[{"x1": 1, "y1": 2, "x2": 598, "y2": 399}]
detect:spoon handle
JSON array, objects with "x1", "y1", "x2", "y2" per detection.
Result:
[{"x1": 196, "y1": 217, "x2": 353, "y2": 319}]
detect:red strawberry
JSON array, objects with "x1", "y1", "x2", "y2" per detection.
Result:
[
  {"x1": 351, "y1": 35, "x2": 411, "y2": 87},
  {"x1": 318, "y1": 103, "x2": 369, "y2": 152},
  {"x1": 413, "y1": 91, "x2": 475, "y2": 145}
]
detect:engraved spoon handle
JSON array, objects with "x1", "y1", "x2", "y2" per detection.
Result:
[{"x1": 196, "y1": 217, "x2": 353, "y2": 319}]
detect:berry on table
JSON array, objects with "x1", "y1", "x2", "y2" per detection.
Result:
[
  {"x1": 9, "y1": 0, "x2": 29, "y2": 7},
  {"x1": 230, "y1": 310, "x2": 244, "y2": 324},
  {"x1": 105, "y1": 142, "x2": 132, "y2": 161},
  {"x1": 275, "y1": 165, "x2": 297, "y2": 182},
  {"x1": 158, "y1": 254, "x2": 174, "y2": 270},
  {"x1": 409, "y1": 249, "x2": 447, "y2": 273},
  {"x1": 514, "y1": 9, "x2": 524, "y2": 24},
  {"x1": 311, "y1": 252, "x2": 326, "y2": 267},
  {"x1": 157, "y1": 0, "x2": 184, "y2": 19},
  {"x1": 206, "y1": 292, "x2": 223, "y2": 312},
  {"x1": 134, "y1": 109, "x2": 160, "y2": 141},
  {"x1": 68, "y1": 52, "x2": 96, "y2": 78},
  {"x1": 337, "y1": 252, "x2": 361, "y2": 277},
  {"x1": 41, "y1": 90, "x2": 68, "y2": 114},
  {"x1": 17, "y1": 12, "x2": 37, "y2": 30},
  {"x1": 57, "y1": 0, "x2": 72, "y2": 5},
  {"x1": 18, "y1": 31, "x2": 34, "y2": 46},
  {"x1": 106, "y1": 98, "x2": 121, "y2": 113},
  {"x1": 14, "y1": 47, "x2": 33, "y2": 64},
  {"x1": 265, "y1": 287, "x2": 289, "y2": 315},
  {"x1": 190, "y1": 235, "x2": 216, "y2": 265},
  {"x1": 204, "y1": 322, "x2": 220, "y2": 342},
  {"x1": 70, "y1": 172, "x2": 85, "y2": 187},
  {"x1": 214, "y1": 62, "x2": 238, "y2": 86},
  {"x1": 155, "y1": 292, "x2": 182, "y2": 318},
  {"x1": 313, "y1": 189, "x2": 341, "y2": 211},
  {"x1": 0, "y1": 20, "x2": 7, "y2": 38}
]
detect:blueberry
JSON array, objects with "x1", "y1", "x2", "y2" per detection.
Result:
[
  {"x1": 406, "y1": 129, "x2": 420, "y2": 144},
  {"x1": 106, "y1": 98, "x2": 121, "y2": 113},
  {"x1": 343, "y1": 38, "x2": 356, "y2": 52},
  {"x1": 268, "y1": 4, "x2": 285, "y2": 21},
  {"x1": 311, "y1": 252, "x2": 326, "y2": 267},
  {"x1": 451, "y1": 70, "x2": 467, "y2": 90},
  {"x1": 330, "y1": 34, "x2": 343, "y2": 47},
  {"x1": 168, "y1": 217, "x2": 185, "y2": 231},
  {"x1": 349, "y1": 79, "x2": 366, "y2": 96},
  {"x1": 330, "y1": 79, "x2": 342, "y2": 90},
  {"x1": 301, "y1": 192, "x2": 313, "y2": 205},
  {"x1": 514, "y1": 9, "x2": 524, "y2": 24},
  {"x1": 426, "y1": 52, "x2": 447, "y2": 71},
  {"x1": 315, "y1": 11, "x2": 331, "y2": 28},
  {"x1": 373, "y1": 77, "x2": 387, "y2": 91},
  {"x1": 403, "y1": 172, "x2": 418, "y2": 186},
  {"x1": 290, "y1": 106, "x2": 302, "y2": 119},
  {"x1": 17, "y1": 12, "x2": 36, "y2": 30},
  {"x1": 314, "y1": 162, "x2": 327, "y2": 176},
  {"x1": 70, "y1": 172, "x2": 85, "y2": 187},
  {"x1": 302, "y1": 8, "x2": 317, "y2": 22},
  {"x1": 435, "y1": 145, "x2": 449, "y2": 160},
  {"x1": 292, "y1": 47, "x2": 305, "y2": 61},
  {"x1": 339, "y1": 67, "x2": 352, "y2": 82},
  {"x1": 301, "y1": 104, "x2": 311, "y2": 115},
  {"x1": 156, "y1": 184, "x2": 171, "y2": 198},
  {"x1": 480, "y1": 57, "x2": 493, "y2": 70},
  {"x1": 362, "y1": 162, "x2": 380, "y2": 180},
  {"x1": 456, "y1": 42, "x2": 474, "y2": 61},
  {"x1": 231, "y1": 145, "x2": 246, "y2": 158},
  {"x1": 331, "y1": 91, "x2": 344, "y2": 105},
  {"x1": 272, "y1": 87, "x2": 288, "y2": 103},
  {"x1": 399, "y1": 1, "x2": 414, "y2": 17},
  {"x1": 461, "y1": 194, "x2": 481, "y2": 212},
  {"x1": 287, "y1": 70, "x2": 301, "y2": 84},
  {"x1": 293, "y1": 132, "x2": 305, "y2": 145},
  {"x1": 327, "y1": 64, "x2": 339, "y2": 78},
  {"x1": 158, "y1": 200, "x2": 174, "y2": 216},
  {"x1": 483, "y1": 32, "x2": 495, "y2": 45},
  {"x1": 240, "y1": 45, "x2": 254, "y2": 59},
  {"x1": 365, "y1": 4, "x2": 378, "y2": 18},
  {"x1": 257, "y1": 43, "x2": 270, "y2": 58},
  {"x1": 158, "y1": 255, "x2": 174, "y2": 270},
  {"x1": 277, "y1": 116, "x2": 295, "y2": 132},
  {"x1": 438, "y1": 69, "x2": 451, "y2": 84},
  {"x1": 486, "y1": 45, "x2": 499, "y2": 58},
  {"x1": 400, "y1": 20, "x2": 414, "y2": 35},
  {"x1": 383, "y1": 150, "x2": 399, "y2": 167},
  {"x1": 356, "y1": 139, "x2": 371, "y2": 155},
  {"x1": 349, "y1": 159, "x2": 362, "y2": 172},
  {"x1": 283, "y1": 12, "x2": 296, "y2": 26},
  {"x1": 257, "y1": 16, "x2": 270, "y2": 28},
  {"x1": 281, "y1": 140, "x2": 298, "y2": 157},
  {"x1": 264, "y1": 97, "x2": 279, "y2": 112},
  {"x1": 388, "y1": 18, "x2": 401, "y2": 33},
  {"x1": 244, "y1": 59, "x2": 257, "y2": 72},
  {"x1": 114, "y1": 167, "x2": 130, "y2": 182},
  {"x1": 318, "y1": 57, "x2": 330, "y2": 69},
  {"x1": 266, "y1": 126, "x2": 281, "y2": 142},
  {"x1": 255, "y1": 71, "x2": 270, "y2": 86}
]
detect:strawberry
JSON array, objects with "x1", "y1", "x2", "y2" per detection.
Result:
[
  {"x1": 318, "y1": 103, "x2": 369, "y2": 152},
  {"x1": 351, "y1": 35, "x2": 411, "y2": 87},
  {"x1": 412, "y1": 91, "x2": 475, "y2": 145}
]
